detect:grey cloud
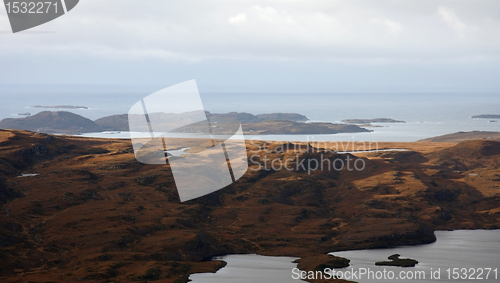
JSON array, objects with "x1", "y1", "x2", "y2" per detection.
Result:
[{"x1": 0, "y1": 0, "x2": 499, "y2": 62}]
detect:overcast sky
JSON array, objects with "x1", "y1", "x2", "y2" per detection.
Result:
[{"x1": 1, "y1": 0, "x2": 499, "y2": 92}]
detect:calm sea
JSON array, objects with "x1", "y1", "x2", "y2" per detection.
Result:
[{"x1": 0, "y1": 86, "x2": 499, "y2": 141}]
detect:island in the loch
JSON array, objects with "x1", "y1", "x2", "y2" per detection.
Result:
[
  {"x1": 0, "y1": 111, "x2": 371, "y2": 135},
  {"x1": 31, "y1": 105, "x2": 89, "y2": 109},
  {"x1": 375, "y1": 254, "x2": 419, "y2": 267}
]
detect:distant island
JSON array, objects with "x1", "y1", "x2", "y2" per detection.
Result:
[
  {"x1": 0, "y1": 111, "x2": 370, "y2": 135},
  {"x1": 172, "y1": 112, "x2": 368, "y2": 135},
  {"x1": 31, "y1": 105, "x2": 89, "y2": 110},
  {"x1": 0, "y1": 111, "x2": 101, "y2": 134},
  {"x1": 254, "y1": 113, "x2": 308, "y2": 122},
  {"x1": 342, "y1": 118, "x2": 405, "y2": 124},
  {"x1": 472, "y1": 114, "x2": 500, "y2": 119}
]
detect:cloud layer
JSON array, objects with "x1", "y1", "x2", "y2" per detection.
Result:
[
  {"x1": 0, "y1": 0, "x2": 499, "y2": 90},
  {"x1": 1, "y1": 0, "x2": 499, "y2": 63}
]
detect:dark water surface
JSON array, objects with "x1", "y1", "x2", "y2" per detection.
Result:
[{"x1": 191, "y1": 230, "x2": 500, "y2": 283}]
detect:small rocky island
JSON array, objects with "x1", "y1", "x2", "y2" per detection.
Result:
[
  {"x1": 342, "y1": 118, "x2": 405, "y2": 124},
  {"x1": 294, "y1": 254, "x2": 350, "y2": 272},
  {"x1": 375, "y1": 254, "x2": 419, "y2": 267},
  {"x1": 31, "y1": 105, "x2": 89, "y2": 110},
  {"x1": 472, "y1": 114, "x2": 500, "y2": 119}
]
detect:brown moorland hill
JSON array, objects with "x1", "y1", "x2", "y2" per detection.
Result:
[
  {"x1": 0, "y1": 130, "x2": 499, "y2": 283},
  {"x1": 419, "y1": 131, "x2": 500, "y2": 143}
]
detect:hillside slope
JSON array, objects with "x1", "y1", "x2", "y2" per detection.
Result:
[
  {"x1": 419, "y1": 131, "x2": 500, "y2": 142},
  {"x1": 0, "y1": 130, "x2": 499, "y2": 282}
]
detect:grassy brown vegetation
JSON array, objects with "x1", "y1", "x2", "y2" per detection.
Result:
[{"x1": 0, "y1": 129, "x2": 499, "y2": 282}]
